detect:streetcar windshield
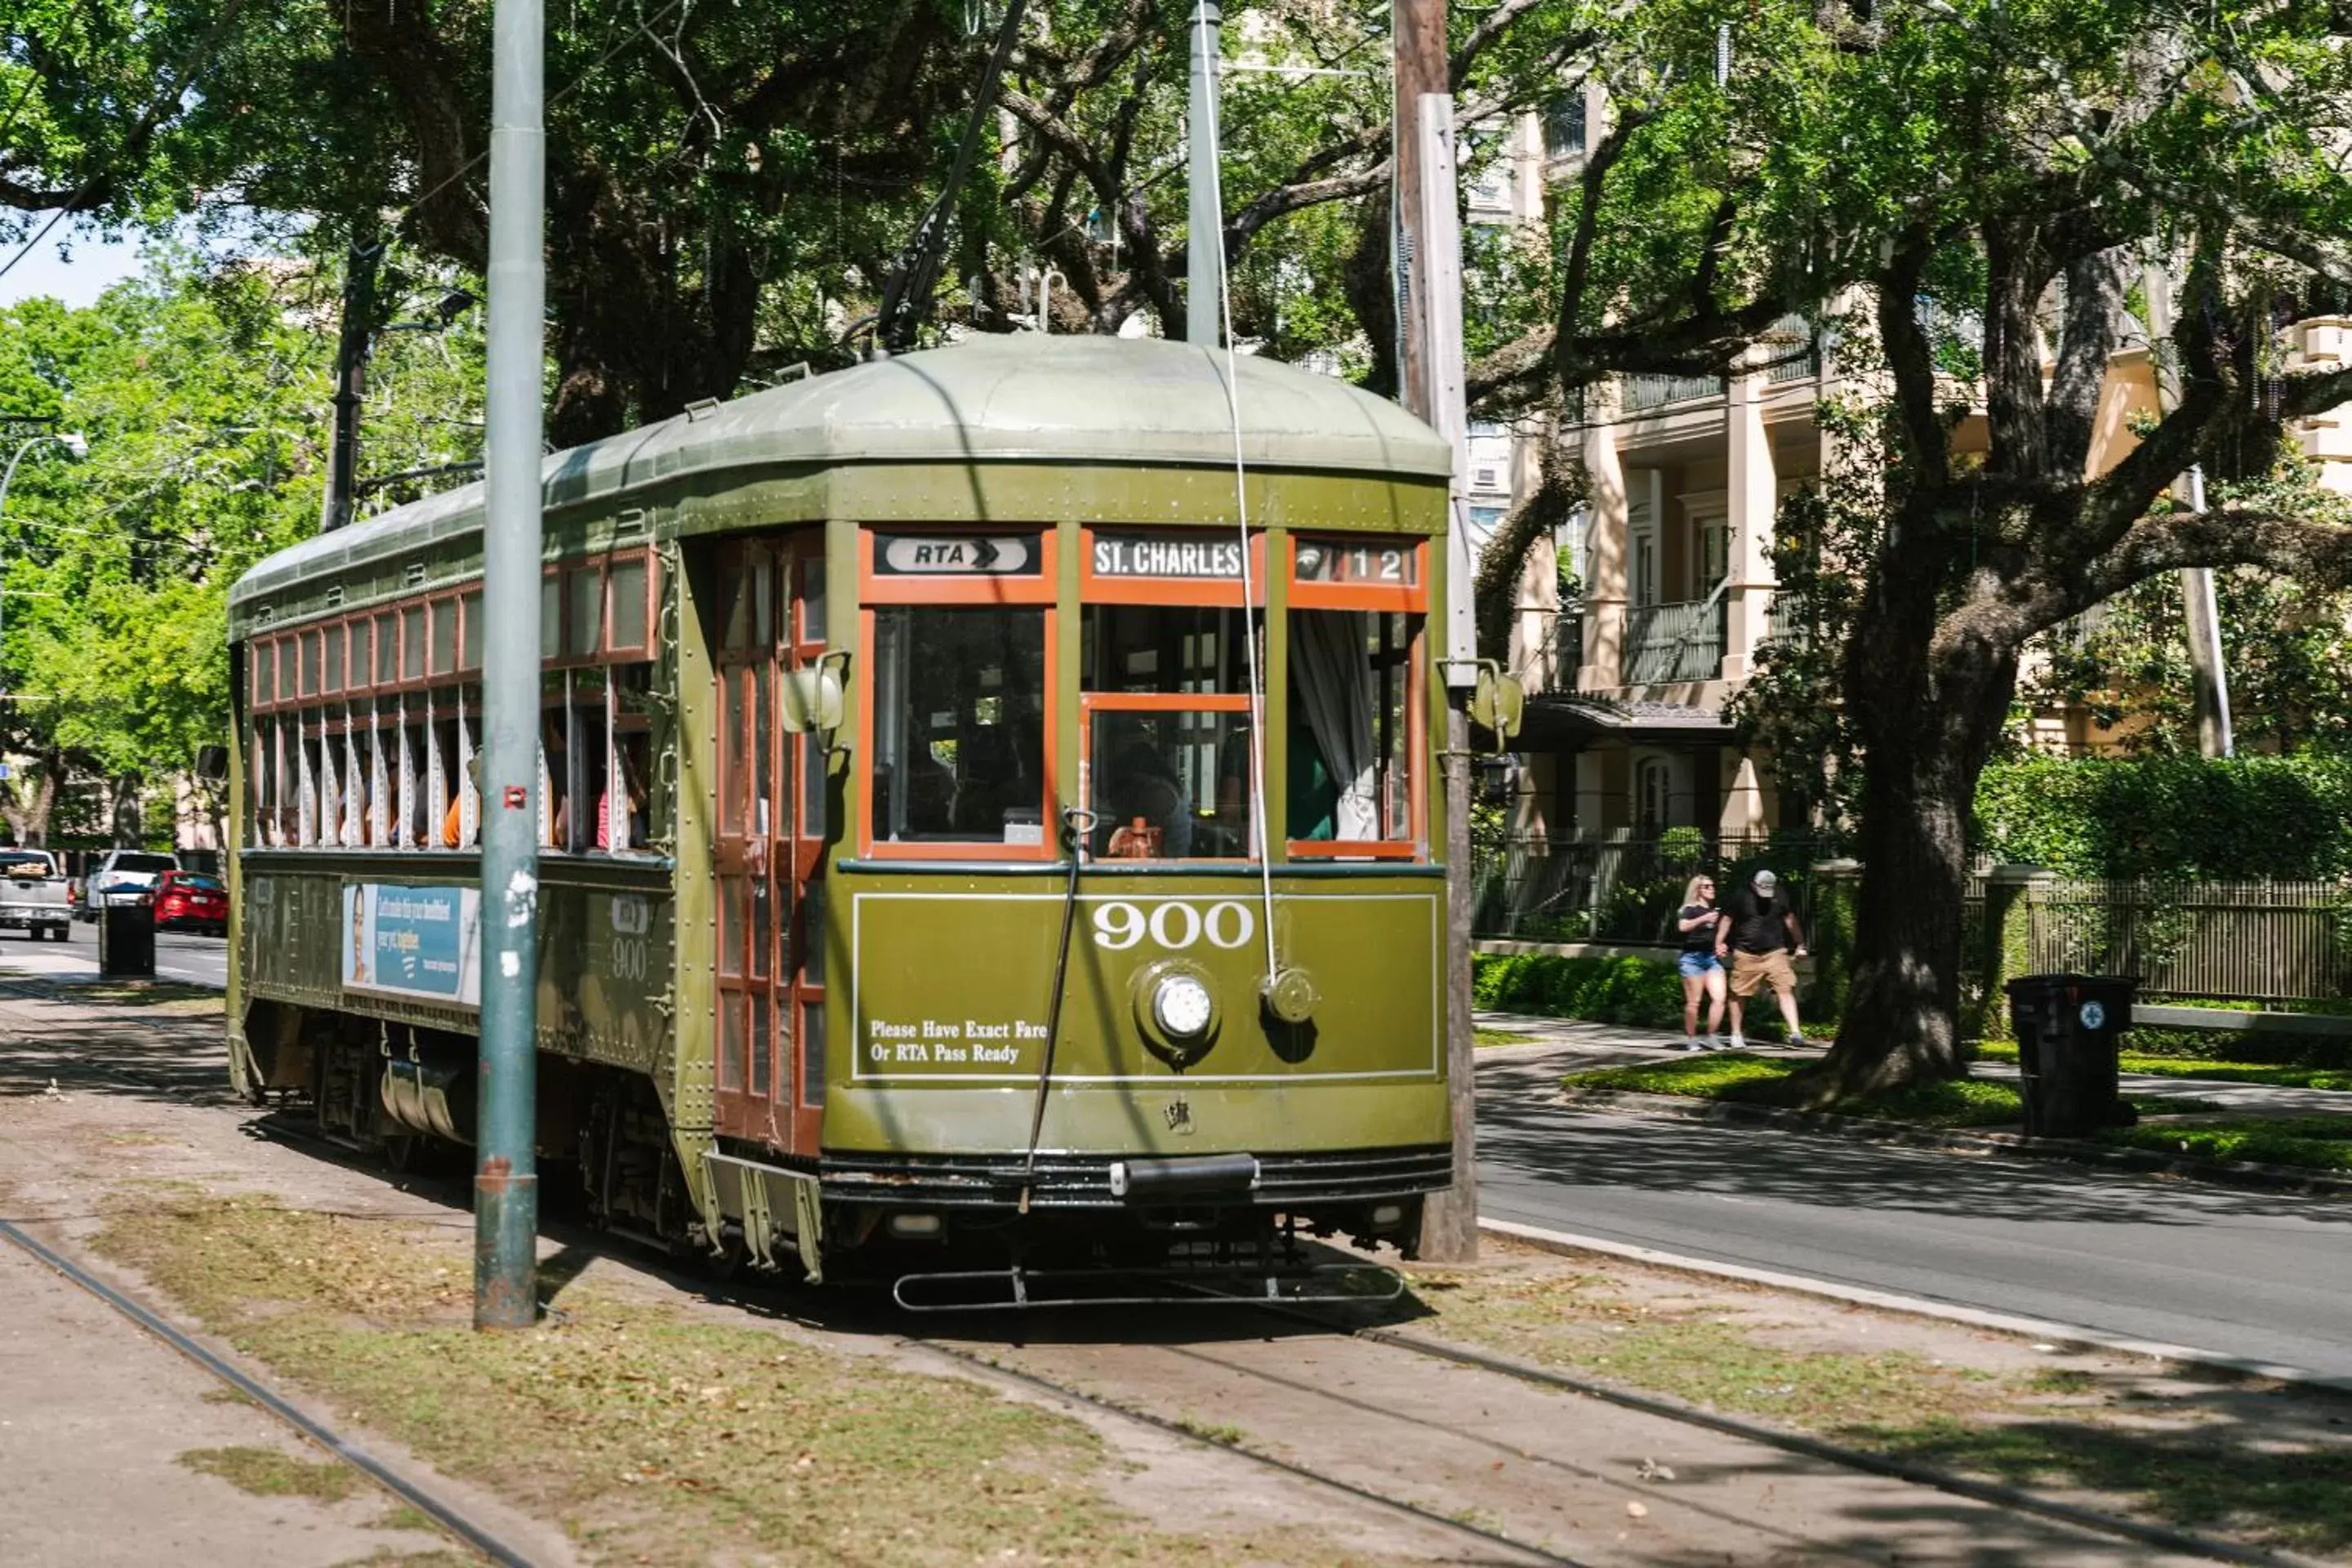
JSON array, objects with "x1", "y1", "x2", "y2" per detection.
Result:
[
  {"x1": 868, "y1": 606, "x2": 1048, "y2": 845},
  {"x1": 1080, "y1": 604, "x2": 1258, "y2": 860}
]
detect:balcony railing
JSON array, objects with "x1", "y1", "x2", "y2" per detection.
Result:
[
  {"x1": 1552, "y1": 607, "x2": 1585, "y2": 687},
  {"x1": 1622, "y1": 372, "x2": 1725, "y2": 412},
  {"x1": 1766, "y1": 588, "x2": 1810, "y2": 648},
  {"x1": 1623, "y1": 598, "x2": 1726, "y2": 684}
]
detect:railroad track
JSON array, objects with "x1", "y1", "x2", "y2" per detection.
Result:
[
  {"x1": 0, "y1": 986, "x2": 2326, "y2": 1566},
  {"x1": 899, "y1": 1285, "x2": 2327, "y2": 1568}
]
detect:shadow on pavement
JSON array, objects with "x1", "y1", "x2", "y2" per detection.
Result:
[{"x1": 1475, "y1": 1048, "x2": 2352, "y2": 1230}]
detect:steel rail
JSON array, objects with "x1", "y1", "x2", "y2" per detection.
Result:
[
  {"x1": 0, "y1": 1217, "x2": 542, "y2": 1568},
  {"x1": 906, "y1": 1333, "x2": 1590, "y2": 1568}
]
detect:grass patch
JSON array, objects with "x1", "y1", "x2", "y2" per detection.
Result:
[
  {"x1": 1863, "y1": 1415, "x2": 2352, "y2": 1554},
  {"x1": 180, "y1": 1445, "x2": 360, "y2": 1503},
  {"x1": 94, "y1": 1196, "x2": 1349, "y2": 1568},
  {"x1": 1566, "y1": 1054, "x2": 2221, "y2": 1129},
  {"x1": 1564, "y1": 1053, "x2": 2029, "y2": 1127},
  {"x1": 2096, "y1": 1116, "x2": 2352, "y2": 1173},
  {"x1": 1473, "y1": 1027, "x2": 1532, "y2": 1047},
  {"x1": 1978, "y1": 1039, "x2": 2352, "y2": 1090}
]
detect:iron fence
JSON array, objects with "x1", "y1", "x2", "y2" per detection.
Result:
[
  {"x1": 1472, "y1": 834, "x2": 1839, "y2": 945},
  {"x1": 2024, "y1": 880, "x2": 2351, "y2": 1002}
]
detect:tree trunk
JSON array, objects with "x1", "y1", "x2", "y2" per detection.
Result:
[{"x1": 1810, "y1": 630, "x2": 2018, "y2": 1098}]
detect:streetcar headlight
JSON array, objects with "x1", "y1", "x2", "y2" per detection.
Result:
[{"x1": 1152, "y1": 973, "x2": 1215, "y2": 1039}]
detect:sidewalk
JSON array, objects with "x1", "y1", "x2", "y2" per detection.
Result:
[{"x1": 0, "y1": 1236, "x2": 449, "y2": 1567}]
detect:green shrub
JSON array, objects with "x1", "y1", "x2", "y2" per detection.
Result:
[
  {"x1": 1472, "y1": 951, "x2": 1684, "y2": 1029},
  {"x1": 1975, "y1": 755, "x2": 2352, "y2": 878}
]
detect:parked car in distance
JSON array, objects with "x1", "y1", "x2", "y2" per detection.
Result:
[
  {"x1": 153, "y1": 870, "x2": 228, "y2": 937},
  {"x1": 0, "y1": 849, "x2": 71, "y2": 941},
  {"x1": 77, "y1": 850, "x2": 182, "y2": 922}
]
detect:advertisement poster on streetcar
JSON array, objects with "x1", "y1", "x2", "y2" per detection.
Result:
[{"x1": 341, "y1": 883, "x2": 482, "y2": 1007}]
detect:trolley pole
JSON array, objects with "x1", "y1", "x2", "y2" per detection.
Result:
[
  {"x1": 1185, "y1": 0, "x2": 1223, "y2": 348},
  {"x1": 1394, "y1": 0, "x2": 1479, "y2": 1263},
  {"x1": 474, "y1": 0, "x2": 545, "y2": 1330}
]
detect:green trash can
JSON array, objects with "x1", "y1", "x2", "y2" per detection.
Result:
[
  {"x1": 98, "y1": 892, "x2": 156, "y2": 978},
  {"x1": 2003, "y1": 973, "x2": 2137, "y2": 1138}
]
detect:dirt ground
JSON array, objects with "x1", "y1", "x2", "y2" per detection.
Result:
[{"x1": 1, "y1": 981, "x2": 2335, "y2": 1566}]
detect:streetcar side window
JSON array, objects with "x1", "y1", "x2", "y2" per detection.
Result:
[{"x1": 868, "y1": 606, "x2": 1047, "y2": 845}]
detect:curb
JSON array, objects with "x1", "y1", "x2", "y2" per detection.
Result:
[
  {"x1": 1473, "y1": 1217, "x2": 2352, "y2": 1398},
  {"x1": 1556, "y1": 1087, "x2": 2352, "y2": 1200}
]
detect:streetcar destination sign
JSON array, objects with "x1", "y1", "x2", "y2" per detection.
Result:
[
  {"x1": 875, "y1": 533, "x2": 1037, "y2": 576},
  {"x1": 1091, "y1": 534, "x2": 1244, "y2": 580}
]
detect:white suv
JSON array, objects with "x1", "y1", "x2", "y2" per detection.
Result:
[{"x1": 78, "y1": 850, "x2": 182, "y2": 922}]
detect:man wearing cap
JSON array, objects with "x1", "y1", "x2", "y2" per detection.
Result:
[{"x1": 1714, "y1": 868, "x2": 1809, "y2": 1049}]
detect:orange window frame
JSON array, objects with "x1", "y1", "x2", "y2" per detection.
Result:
[
  {"x1": 1284, "y1": 535, "x2": 1431, "y2": 860},
  {"x1": 856, "y1": 527, "x2": 1058, "y2": 862}
]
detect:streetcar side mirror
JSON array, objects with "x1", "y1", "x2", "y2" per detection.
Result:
[
  {"x1": 194, "y1": 745, "x2": 230, "y2": 784},
  {"x1": 1469, "y1": 667, "x2": 1524, "y2": 742},
  {"x1": 780, "y1": 654, "x2": 846, "y2": 737}
]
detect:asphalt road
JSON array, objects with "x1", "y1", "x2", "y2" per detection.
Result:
[
  {"x1": 1477, "y1": 1041, "x2": 2352, "y2": 1380},
  {"x1": 0, "y1": 919, "x2": 229, "y2": 990}
]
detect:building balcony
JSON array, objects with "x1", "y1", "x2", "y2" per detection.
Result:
[
  {"x1": 1623, "y1": 598, "x2": 1726, "y2": 685},
  {"x1": 1621, "y1": 372, "x2": 1725, "y2": 413}
]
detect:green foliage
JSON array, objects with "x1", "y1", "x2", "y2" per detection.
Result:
[
  {"x1": 1472, "y1": 952, "x2": 1685, "y2": 1029},
  {"x1": 2023, "y1": 570, "x2": 2352, "y2": 756},
  {"x1": 1973, "y1": 756, "x2": 2352, "y2": 879},
  {"x1": 0, "y1": 249, "x2": 486, "y2": 838}
]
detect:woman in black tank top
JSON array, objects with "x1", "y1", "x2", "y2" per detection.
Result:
[{"x1": 1674, "y1": 874, "x2": 1726, "y2": 1049}]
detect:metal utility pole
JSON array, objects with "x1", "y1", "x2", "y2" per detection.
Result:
[
  {"x1": 2140, "y1": 261, "x2": 2234, "y2": 757},
  {"x1": 1186, "y1": 0, "x2": 1223, "y2": 348},
  {"x1": 1395, "y1": 0, "x2": 1479, "y2": 1263},
  {"x1": 475, "y1": 0, "x2": 545, "y2": 1330},
  {"x1": 319, "y1": 238, "x2": 382, "y2": 534}
]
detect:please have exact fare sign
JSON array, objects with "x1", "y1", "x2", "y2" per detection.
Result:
[{"x1": 866, "y1": 1016, "x2": 1048, "y2": 1067}]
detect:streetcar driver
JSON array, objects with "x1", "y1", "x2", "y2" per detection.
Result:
[{"x1": 1102, "y1": 736, "x2": 1193, "y2": 858}]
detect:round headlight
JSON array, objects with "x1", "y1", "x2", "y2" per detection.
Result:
[{"x1": 1152, "y1": 973, "x2": 1215, "y2": 1039}]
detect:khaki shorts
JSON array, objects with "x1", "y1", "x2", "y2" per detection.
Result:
[{"x1": 1729, "y1": 949, "x2": 1797, "y2": 1000}]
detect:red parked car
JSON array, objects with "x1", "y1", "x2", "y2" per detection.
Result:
[{"x1": 152, "y1": 871, "x2": 228, "y2": 937}]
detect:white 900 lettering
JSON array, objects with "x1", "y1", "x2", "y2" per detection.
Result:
[
  {"x1": 1203, "y1": 901, "x2": 1254, "y2": 950},
  {"x1": 1147, "y1": 901, "x2": 1201, "y2": 950},
  {"x1": 1092, "y1": 902, "x2": 1147, "y2": 950}
]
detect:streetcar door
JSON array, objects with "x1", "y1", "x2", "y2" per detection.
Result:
[{"x1": 711, "y1": 536, "x2": 829, "y2": 1156}]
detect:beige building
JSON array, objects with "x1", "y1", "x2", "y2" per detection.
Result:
[{"x1": 1461, "y1": 100, "x2": 2352, "y2": 850}]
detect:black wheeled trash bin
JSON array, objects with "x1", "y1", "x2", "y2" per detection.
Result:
[
  {"x1": 2003, "y1": 973, "x2": 2136, "y2": 1138},
  {"x1": 98, "y1": 892, "x2": 155, "y2": 978}
]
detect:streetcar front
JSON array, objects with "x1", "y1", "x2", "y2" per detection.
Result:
[{"x1": 810, "y1": 503, "x2": 1454, "y2": 1276}]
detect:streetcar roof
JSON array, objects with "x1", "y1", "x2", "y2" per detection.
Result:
[{"x1": 230, "y1": 337, "x2": 1450, "y2": 612}]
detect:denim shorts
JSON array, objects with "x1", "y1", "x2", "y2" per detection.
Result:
[{"x1": 1677, "y1": 950, "x2": 1721, "y2": 979}]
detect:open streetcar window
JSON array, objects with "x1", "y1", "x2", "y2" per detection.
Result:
[{"x1": 869, "y1": 606, "x2": 1046, "y2": 847}]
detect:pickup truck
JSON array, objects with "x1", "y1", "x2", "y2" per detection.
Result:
[{"x1": 0, "y1": 850, "x2": 73, "y2": 941}]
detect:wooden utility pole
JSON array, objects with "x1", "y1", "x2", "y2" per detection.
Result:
[
  {"x1": 2140, "y1": 261, "x2": 2236, "y2": 757},
  {"x1": 1396, "y1": 0, "x2": 1479, "y2": 1263}
]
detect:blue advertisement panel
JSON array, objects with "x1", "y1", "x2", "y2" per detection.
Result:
[{"x1": 341, "y1": 883, "x2": 481, "y2": 1007}]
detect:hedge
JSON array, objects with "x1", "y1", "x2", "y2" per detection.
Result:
[
  {"x1": 1474, "y1": 952, "x2": 1685, "y2": 1029},
  {"x1": 1974, "y1": 755, "x2": 2352, "y2": 879}
]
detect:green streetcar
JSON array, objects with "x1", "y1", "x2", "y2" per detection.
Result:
[{"x1": 225, "y1": 335, "x2": 1455, "y2": 1300}]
